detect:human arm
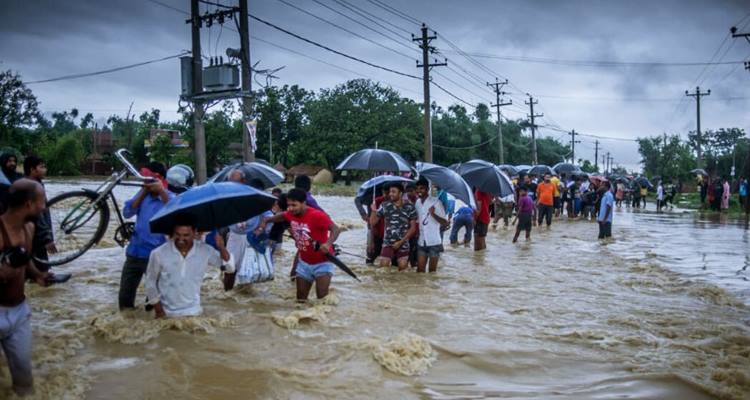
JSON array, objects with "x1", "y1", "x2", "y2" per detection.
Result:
[
  {"x1": 429, "y1": 203, "x2": 448, "y2": 227},
  {"x1": 318, "y1": 221, "x2": 340, "y2": 255},
  {"x1": 369, "y1": 202, "x2": 382, "y2": 227},
  {"x1": 255, "y1": 212, "x2": 287, "y2": 235},
  {"x1": 394, "y1": 220, "x2": 417, "y2": 250},
  {"x1": 123, "y1": 189, "x2": 149, "y2": 218},
  {"x1": 144, "y1": 252, "x2": 165, "y2": 318},
  {"x1": 354, "y1": 197, "x2": 368, "y2": 221},
  {"x1": 209, "y1": 233, "x2": 235, "y2": 273}
]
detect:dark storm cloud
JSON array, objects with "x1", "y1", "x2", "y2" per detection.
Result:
[{"x1": 1, "y1": 0, "x2": 748, "y2": 169}]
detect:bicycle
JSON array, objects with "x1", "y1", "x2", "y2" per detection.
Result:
[{"x1": 41, "y1": 149, "x2": 152, "y2": 266}]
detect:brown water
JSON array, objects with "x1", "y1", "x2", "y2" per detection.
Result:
[{"x1": 1, "y1": 181, "x2": 749, "y2": 399}]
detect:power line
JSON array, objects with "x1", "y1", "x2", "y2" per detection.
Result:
[
  {"x1": 275, "y1": 0, "x2": 413, "y2": 60},
  {"x1": 433, "y1": 135, "x2": 496, "y2": 150},
  {"x1": 437, "y1": 51, "x2": 748, "y2": 67},
  {"x1": 431, "y1": 80, "x2": 476, "y2": 108},
  {"x1": 331, "y1": 0, "x2": 412, "y2": 38},
  {"x1": 365, "y1": 0, "x2": 421, "y2": 26},
  {"x1": 26, "y1": 51, "x2": 190, "y2": 84}
]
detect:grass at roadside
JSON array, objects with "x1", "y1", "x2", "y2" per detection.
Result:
[{"x1": 671, "y1": 192, "x2": 748, "y2": 216}]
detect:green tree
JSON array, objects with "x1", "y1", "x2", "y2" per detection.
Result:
[
  {"x1": 0, "y1": 70, "x2": 41, "y2": 145},
  {"x1": 41, "y1": 132, "x2": 84, "y2": 175}
]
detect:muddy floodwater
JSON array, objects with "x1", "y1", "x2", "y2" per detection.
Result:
[{"x1": 2, "y1": 181, "x2": 749, "y2": 399}]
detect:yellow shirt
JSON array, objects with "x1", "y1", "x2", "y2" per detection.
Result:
[{"x1": 550, "y1": 176, "x2": 561, "y2": 197}]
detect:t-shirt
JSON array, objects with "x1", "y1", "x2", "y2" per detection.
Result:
[
  {"x1": 550, "y1": 176, "x2": 561, "y2": 197},
  {"x1": 377, "y1": 200, "x2": 417, "y2": 247},
  {"x1": 536, "y1": 182, "x2": 555, "y2": 206},
  {"x1": 474, "y1": 190, "x2": 493, "y2": 224},
  {"x1": 372, "y1": 196, "x2": 386, "y2": 238},
  {"x1": 414, "y1": 196, "x2": 447, "y2": 247},
  {"x1": 518, "y1": 195, "x2": 534, "y2": 215},
  {"x1": 598, "y1": 191, "x2": 614, "y2": 223},
  {"x1": 284, "y1": 208, "x2": 333, "y2": 265}
]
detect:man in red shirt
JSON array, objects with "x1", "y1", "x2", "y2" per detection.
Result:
[
  {"x1": 474, "y1": 189, "x2": 492, "y2": 251},
  {"x1": 259, "y1": 188, "x2": 340, "y2": 302},
  {"x1": 536, "y1": 174, "x2": 555, "y2": 227}
]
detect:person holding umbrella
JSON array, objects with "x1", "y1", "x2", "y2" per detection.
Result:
[
  {"x1": 258, "y1": 189, "x2": 340, "y2": 302},
  {"x1": 414, "y1": 178, "x2": 448, "y2": 272},
  {"x1": 145, "y1": 214, "x2": 234, "y2": 318}
]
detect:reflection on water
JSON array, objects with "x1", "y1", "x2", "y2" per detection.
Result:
[{"x1": 0, "y1": 182, "x2": 748, "y2": 399}]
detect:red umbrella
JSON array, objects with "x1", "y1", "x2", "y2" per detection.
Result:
[{"x1": 589, "y1": 175, "x2": 608, "y2": 185}]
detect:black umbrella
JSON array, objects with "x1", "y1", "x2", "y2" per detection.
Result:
[
  {"x1": 497, "y1": 164, "x2": 519, "y2": 177},
  {"x1": 336, "y1": 148, "x2": 412, "y2": 172},
  {"x1": 209, "y1": 162, "x2": 285, "y2": 189},
  {"x1": 314, "y1": 243, "x2": 360, "y2": 282},
  {"x1": 452, "y1": 159, "x2": 514, "y2": 197},
  {"x1": 355, "y1": 175, "x2": 414, "y2": 204},
  {"x1": 553, "y1": 162, "x2": 582, "y2": 176},
  {"x1": 515, "y1": 164, "x2": 533, "y2": 175},
  {"x1": 635, "y1": 176, "x2": 653, "y2": 189},
  {"x1": 149, "y1": 182, "x2": 277, "y2": 234},
  {"x1": 528, "y1": 165, "x2": 555, "y2": 176},
  {"x1": 416, "y1": 162, "x2": 476, "y2": 208}
]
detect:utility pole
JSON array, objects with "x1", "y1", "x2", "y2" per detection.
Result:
[
  {"x1": 685, "y1": 86, "x2": 710, "y2": 169},
  {"x1": 594, "y1": 140, "x2": 600, "y2": 172},
  {"x1": 190, "y1": 0, "x2": 207, "y2": 183},
  {"x1": 731, "y1": 26, "x2": 750, "y2": 73},
  {"x1": 413, "y1": 23, "x2": 446, "y2": 163},
  {"x1": 125, "y1": 101, "x2": 134, "y2": 149},
  {"x1": 239, "y1": 0, "x2": 254, "y2": 162},
  {"x1": 601, "y1": 154, "x2": 606, "y2": 174},
  {"x1": 269, "y1": 121, "x2": 273, "y2": 164},
  {"x1": 525, "y1": 95, "x2": 543, "y2": 164},
  {"x1": 568, "y1": 129, "x2": 580, "y2": 164},
  {"x1": 607, "y1": 154, "x2": 614, "y2": 174},
  {"x1": 487, "y1": 78, "x2": 512, "y2": 164}
]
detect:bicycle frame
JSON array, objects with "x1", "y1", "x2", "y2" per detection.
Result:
[{"x1": 59, "y1": 149, "x2": 150, "y2": 234}]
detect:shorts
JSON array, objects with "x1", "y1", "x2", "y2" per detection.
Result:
[
  {"x1": 295, "y1": 259, "x2": 335, "y2": 283},
  {"x1": 418, "y1": 244, "x2": 443, "y2": 258},
  {"x1": 553, "y1": 197, "x2": 561, "y2": 209},
  {"x1": 474, "y1": 222, "x2": 489, "y2": 237},
  {"x1": 517, "y1": 213, "x2": 532, "y2": 231},
  {"x1": 380, "y1": 245, "x2": 410, "y2": 261}
]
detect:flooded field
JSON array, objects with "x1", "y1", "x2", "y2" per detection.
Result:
[{"x1": 1, "y1": 181, "x2": 749, "y2": 399}]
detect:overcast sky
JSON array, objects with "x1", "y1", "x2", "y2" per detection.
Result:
[{"x1": 2, "y1": 0, "x2": 749, "y2": 170}]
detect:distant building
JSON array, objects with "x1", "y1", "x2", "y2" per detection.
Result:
[
  {"x1": 286, "y1": 164, "x2": 333, "y2": 184},
  {"x1": 144, "y1": 128, "x2": 188, "y2": 149},
  {"x1": 82, "y1": 127, "x2": 115, "y2": 175}
]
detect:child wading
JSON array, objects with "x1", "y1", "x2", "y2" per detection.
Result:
[{"x1": 513, "y1": 187, "x2": 534, "y2": 243}]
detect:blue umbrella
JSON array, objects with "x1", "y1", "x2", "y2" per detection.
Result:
[
  {"x1": 149, "y1": 182, "x2": 277, "y2": 234},
  {"x1": 356, "y1": 175, "x2": 414, "y2": 204},
  {"x1": 416, "y1": 162, "x2": 476, "y2": 209},
  {"x1": 452, "y1": 160, "x2": 514, "y2": 197}
]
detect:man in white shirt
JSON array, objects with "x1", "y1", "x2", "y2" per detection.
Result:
[
  {"x1": 414, "y1": 178, "x2": 448, "y2": 273},
  {"x1": 656, "y1": 181, "x2": 664, "y2": 212},
  {"x1": 145, "y1": 214, "x2": 234, "y2": 318}
]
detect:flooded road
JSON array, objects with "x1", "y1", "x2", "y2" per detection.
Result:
[{"x1": 2, "y1": 181, "x2": 749, "y2": 399}]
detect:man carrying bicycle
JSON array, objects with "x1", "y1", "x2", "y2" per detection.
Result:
[{"x1": 118, "y1": 162, "x2": 174, "y2": 310}]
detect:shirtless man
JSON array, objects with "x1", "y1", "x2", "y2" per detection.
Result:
[{"x1": 0, "y1": 179, "x2": 49, "y2": 396}]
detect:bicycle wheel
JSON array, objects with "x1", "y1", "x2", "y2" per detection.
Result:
[{"x1": 42, "y1": 190, "x2": 110, "y2": 266}]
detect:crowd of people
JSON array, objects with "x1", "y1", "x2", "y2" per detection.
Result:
[{"x1": 2, "y1": 148, "x2": 748, "y2": 396}]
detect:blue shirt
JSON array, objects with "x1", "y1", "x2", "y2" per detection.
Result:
[
  {"x1": 437, "y1": 190, "x2": 455, "y2": 216},
  {"x1": 598, "y1": 191, "x2": 614, "y2": 223},
  {"x1": 456, "y1": 206, "x2": 474, "y2": 216},
  {"x1": 740, "y1": 181, "x2": 748, "y2": 197},
  {"x1": 123, "y1": 191, "x2": 174, "y2": 259}
]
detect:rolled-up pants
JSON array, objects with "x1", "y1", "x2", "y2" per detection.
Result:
[{"x1": 0, "y1": 301, "x2": 33, "y2": 394}]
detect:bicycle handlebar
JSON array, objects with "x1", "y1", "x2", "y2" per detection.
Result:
[{"x1": 114, "y1": 149, "x2": 149, "y2": 181}]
